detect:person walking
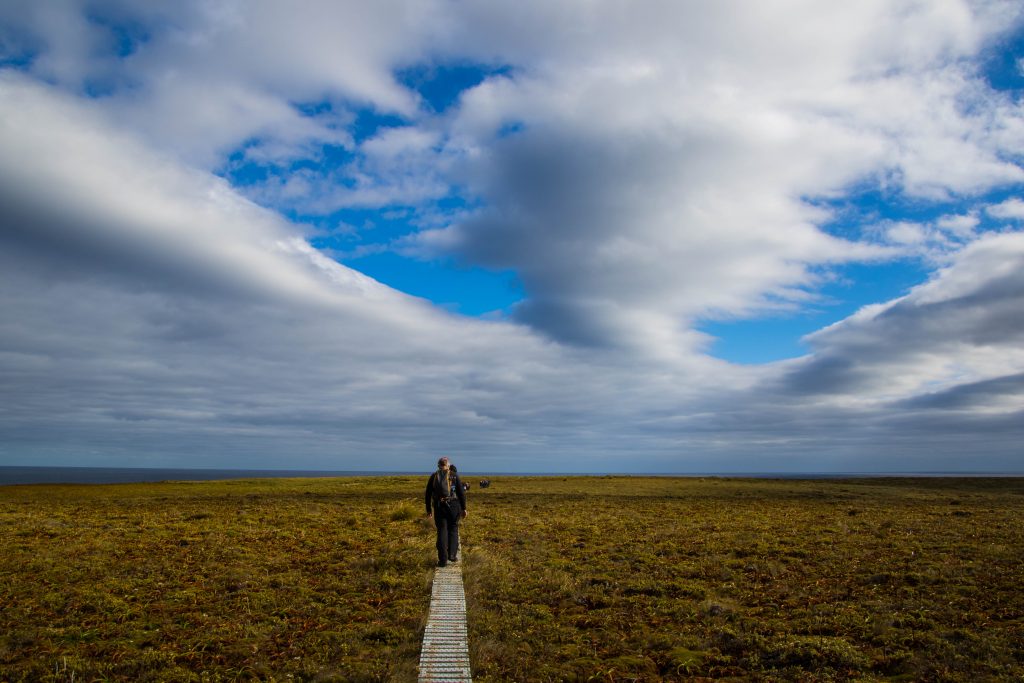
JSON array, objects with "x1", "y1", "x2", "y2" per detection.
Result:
[{"x1": 425, "y1": 456, "x2": 467, "y2": 567}]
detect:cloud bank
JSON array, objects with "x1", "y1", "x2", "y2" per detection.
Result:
[{"x1": 1, "y1": 1, "x2": 1023, "y2": 472}]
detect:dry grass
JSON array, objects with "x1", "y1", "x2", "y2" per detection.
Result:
[
  {"x1": 3, "y1": 475, "x2": 1023, "y2": 681},
  {"x1": 461, "y1": 477, "x2": 1024, "y2": 682},
  {"x1": 0, "y1": 476, "x2": 435, "y2": 682}
]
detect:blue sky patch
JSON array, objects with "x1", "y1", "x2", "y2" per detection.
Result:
[
  {"x1": 702, "y1": 259, "x2": 931, "y2": 364},
  {"x1": 85, "y1": 13, "x2": 150, "y2": 59},
  {"x1": 398, "y1": 62, "x2": 511, "y2": 113},
  {"x1": 345, "y1": 251, "x2": 522, "y2": 315},
  {"x1": 351, "y1": 108, "x2": 409, "y2": 142},
  {"x1": 982, "y1": 24, "x2": 1024, "y2": 94}
]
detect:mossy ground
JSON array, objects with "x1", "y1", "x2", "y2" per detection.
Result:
[
  {"x1": 461, "y1": 477, "x2": 1024, "y2": 682},
  {"x1": 0, "y1": 477, "x2": 434, "y2": 682},
  {"x1": 2, "y1": 476, "x2": 1022, "y2": 681}
]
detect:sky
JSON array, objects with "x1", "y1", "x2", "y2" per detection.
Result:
[{"x1": 1, "y1": 0, "x2": 1023, "y2": 474}]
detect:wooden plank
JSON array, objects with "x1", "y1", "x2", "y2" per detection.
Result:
[{"x1": 418, "y1": 561, "x2": 472, "y2": 682}]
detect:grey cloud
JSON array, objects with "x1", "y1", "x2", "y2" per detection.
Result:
[
  {"x1": 0, "y1": 90, "x2": 712, "y2": 470},
  {"x1": 420, "y1": 3, "x2": 1024, "y2": 352},
  {"x1": 899, "y1": 373, "x2": 1024, "y2": 411},
  {"x1": 513, "y1": 299, "x2": 621, "y2": 349},
  {"x1": 0, "y1": 180, "x2": 254, "y2": 305},
  {"x1": 6, "y1": 2, "x2": 1023, "y2": 360},
  {"x1": 417, "y1": 5, "x2": 1024, "y2": 352},
  {"x1": 427, "y1": 120, "x2": 859, "y2": 351},
  {"x1": 777, "y1": 356, "x2": 863, "y2": 396},
  {"x1": 2, "y1": 3, "x2": 1024, "y2": 474},
  {"x1": 775, "y1": 233, "x2": 1024, "y2": 400}
]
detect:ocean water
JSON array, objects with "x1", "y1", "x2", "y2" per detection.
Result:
[
  {"x1": 0, "y1": 466, "x2": 415, "y2": 486},
  {"x1": 0, "y1": 466, "x2": 1018, "y2": 486}
]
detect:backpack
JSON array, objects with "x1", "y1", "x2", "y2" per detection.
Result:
[{"x1": 433, "y1": 468, "x2": 453, "y2": 500}]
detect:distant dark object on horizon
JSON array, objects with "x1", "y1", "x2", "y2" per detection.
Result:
[{"x1": 479, "y1": 479, "x2": 491, "y2": 488}]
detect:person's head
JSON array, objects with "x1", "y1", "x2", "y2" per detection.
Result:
[
  {"x1": 437, "y1": 456, "x2": 450, "y2": 471},
  {"x1": 449, "y1": 465, "x2": 457, "y2": 474}
]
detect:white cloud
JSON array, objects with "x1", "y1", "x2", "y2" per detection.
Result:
[
  {"x1": 884, "y1": 222, "x2": 930, "y2": 245},
  {"x1": 0, "y1": 73, "x2": 754, "y2": 470},
  {"x1": 2, "y1": 2, "x2": 1024, "y2": 472},
  {"x1": 1, "y1": 0, "x2": 438, "y2": 169},
  {"x1": 416, "y1": 1, "x2": 1024, "y2": 353},
  {"x1": 0, "y1": 73, "x2": 388, "y2": 306},
  {"x1": 786, "y1": 231, "x2": 1024, "y2": 404},
  {"x1": 936, "y1": 213, "x2": 979, "y2": 237},
  {"x1": 987, "y1": 197, "x2": 1024, "y2": 219}
]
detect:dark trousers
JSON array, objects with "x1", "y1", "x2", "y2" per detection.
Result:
[{"x1": 433, "y1": 501, "x2": 461, "y2": 564}]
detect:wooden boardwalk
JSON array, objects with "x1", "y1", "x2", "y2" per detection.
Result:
[{"x1": 418, "y1": 560, "x2": 472, "y2": 682}]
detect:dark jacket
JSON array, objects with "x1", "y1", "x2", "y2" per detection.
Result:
[{"x1": 425, "y1": 471, "x2": 466, "y2": 515}]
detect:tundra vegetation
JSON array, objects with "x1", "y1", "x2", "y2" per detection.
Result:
[{"x1": 1, "y1": 476, "x2": 1022, "y2": 681}]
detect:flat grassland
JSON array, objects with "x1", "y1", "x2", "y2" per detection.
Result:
[
  {"x1": 464, "y1": 477, "x2": 1024, "y2": 682},
  {"x1": 0, "y1": 477, "x2": 431, "y2": 682},
  {"x1": 2, "y1": 476, "x2": 1022, "y2": 681}
]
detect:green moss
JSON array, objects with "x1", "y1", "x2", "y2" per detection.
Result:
[{"x1": 765, "y1": 635, "x2": 869, "y2": 669}]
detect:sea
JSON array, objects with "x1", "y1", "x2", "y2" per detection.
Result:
[
  {"x1": 0, "y1": 466, "x2": 1019, "y2": 486},
  {"x1": 0, "y1": 466, "x2": 418, "y2": 486}
]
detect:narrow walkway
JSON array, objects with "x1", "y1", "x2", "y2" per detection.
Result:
[{"x1": 418, "y1": 561, "x2": 472, "y2": 682}]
